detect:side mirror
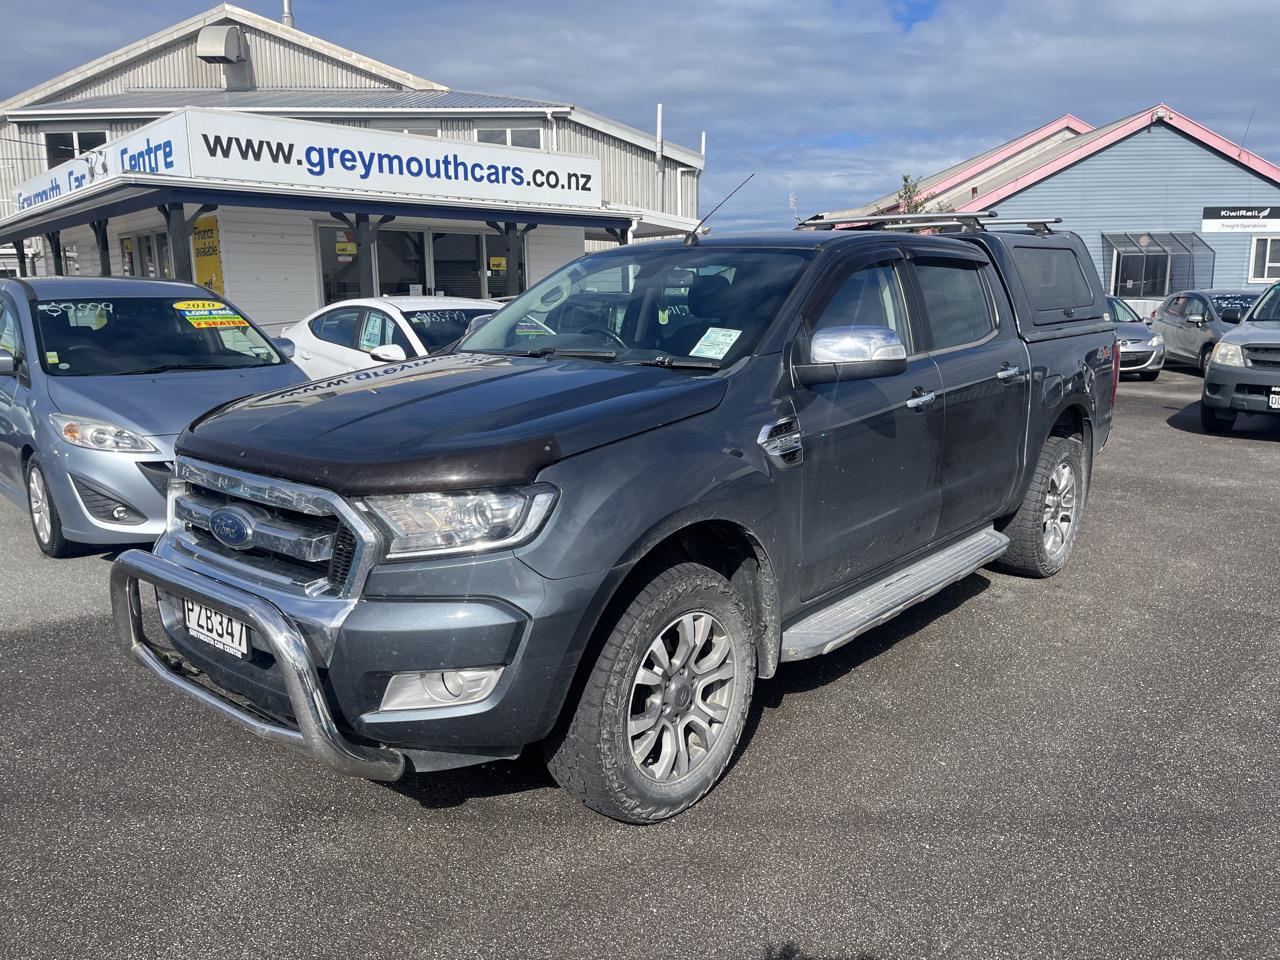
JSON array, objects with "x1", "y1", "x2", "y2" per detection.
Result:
[
  {"x1": 272, "y1": 337, "x2": 296, "y2": 359},
  {"x1": 0, "y1": 348, "x2": 14, "y2": 376},
  {"x1": 794, "y1": 325, "x2": 908, "y2": 387},
  {"x1": 465, "y1": 313, "x2": 494, "y2": 336},
  {"x1": 1220, "y1": 307, "x2": 1242, "y2": 324},
  {"x1": 370, "y1": 344, "x2": 407, "y2": 363}
]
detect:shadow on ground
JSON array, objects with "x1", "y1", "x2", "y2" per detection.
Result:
[{"x1": 1165, "y1": 399, "x2": 1280, "y2": 439}]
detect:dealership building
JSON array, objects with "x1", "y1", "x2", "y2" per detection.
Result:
[
  {"x1": 0, "y1": 4, "x2": 703, "y2": 330},
  {"x1": 812, "y1": 104, "x2": 1280, "y2": 313}
]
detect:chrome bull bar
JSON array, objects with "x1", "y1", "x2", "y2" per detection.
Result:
[{"x1": 110, "y1": 548, "x2": 405, "y2": 782}]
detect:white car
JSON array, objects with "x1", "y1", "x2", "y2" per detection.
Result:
[{"x1": 280, "y1": 296, "x2": 502, "y2": 379}]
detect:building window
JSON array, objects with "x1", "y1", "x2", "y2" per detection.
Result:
[
  {"x1": 1102, "y1": 232, "x2": 1215, "y2": 298},
  {"x1": 44, "y1": 130, "x2": 107, "y2": 169},
  {"x1": 1249, "y1": 237, "x2": 1280, "y2": 282},
  {"x1": 118, "y1": 231, "x2": 173, "y2": 278},
  {"x1": 476, "y1": 126, "x2": 542, "y2": 149}
]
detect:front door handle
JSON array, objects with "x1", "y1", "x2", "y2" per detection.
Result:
[
  {"x1": 996, "y1": 365, "x2": 1021, "y2": 381},
  {"x1": 905, "y1": 389, "x2": 936, "y2": 410}
]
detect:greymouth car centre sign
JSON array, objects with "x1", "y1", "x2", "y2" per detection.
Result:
[{"x1": 10, "y1": 108, "x2": 604, "y2": 217}]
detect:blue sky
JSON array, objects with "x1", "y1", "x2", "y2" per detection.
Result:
[{"x1": 3, "y1": 0, "x2": 1278, "y2": 230}]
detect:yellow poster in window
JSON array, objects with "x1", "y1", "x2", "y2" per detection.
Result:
[
  {"x1": 489, "y1": 256, "x2": 507, "y2": 272},
  {"x1": 192, "y1": 214, "x2": 224, "y2": 294}
]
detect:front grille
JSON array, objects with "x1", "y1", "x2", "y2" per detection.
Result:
[
  {"x1": 171, "y1": 459, "x2": 374, "y2": 596},
  {"x1": 1244, "y1": 345, "x2": 1280, "y2": 369}
]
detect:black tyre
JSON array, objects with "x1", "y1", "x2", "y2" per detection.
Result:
[
  {"x1": 1199, "y1": 347, "x2": 1213, "y2": 376},
  {"x1": 1200, "y1": 403, "x2": 1235, "y2": 434},
  {"x1": 26, "y1": 456, "x2": 74, "y2": 558},
  {"x1": 993, "y1": 434, "x2": 1086, "y2": 579},
  {"x1": 545, "y1": 561, "x2": 755, "y2": 823},
  {"x1": 1138, "y1": 369, "x2": 1160, "y2": 382}
]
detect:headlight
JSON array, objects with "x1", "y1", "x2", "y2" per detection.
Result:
[
  {"x1": 1211, "y1": 342, "x2": 1245, "y2": 367},
  {"x1": 364, "y1": 484, "x2": 557, "y2": 559},
  {"x1": 50, "y1": 414, "x2": 157, "y2": 452},
  {"x1": 1147, "y1": 333, "x2": 1164, "y2": 348}
]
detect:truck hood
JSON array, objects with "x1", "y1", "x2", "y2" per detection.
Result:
[
  {"x1": 1219, "y1": 319, "x2": 1280, "y2": 344},
  {"x1": 177, "y1": 352, "x2": 728, "y2": 495},
  {"x1": 45, "y1": 364, "x2": 307, "y2": 439}
]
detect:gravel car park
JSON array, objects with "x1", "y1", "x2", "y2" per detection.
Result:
[{"x1": 1, "y1": 368, "x2": 1276, "y2": 959}]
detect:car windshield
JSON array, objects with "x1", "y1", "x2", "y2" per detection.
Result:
[
  {"x1": 456, "y1": 246, "x2": 815, "y2": 369},
  {"x1": 403, "y1": 307, "x2": 497, "y2": 351},
  {"x1": 32, "y1": 297, "x2": 283, "y2": 377},
  {"x1": 1107, "y1": 298, "x2": 1143, "y2": 325},
  {"x1": 1212, "y1": 294, "x2": 1258, "y2": 314},
  {"x1": 1249, "y1": 285, "x2": 1280, "y2": 322}
]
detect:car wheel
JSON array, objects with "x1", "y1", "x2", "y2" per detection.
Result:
[
  {"x1": 26, "y1": 456, "x2": 74, "y2": 558},
  {"x1": 993, "y1": 434, "x2": 1086, "y2": 579},
  {"x1": 1199, "y1": 347, "x2": 1213, "y2": 376},
  {"x1": 545, "y1": 561, "x2": 756, "y2": 823},
  {"x1": 1200, "y1": 403, "x2": 1235, "y2": 434},
  {"x1": 1138, "y1": 369, "x2": 1160, "y2": 382}
]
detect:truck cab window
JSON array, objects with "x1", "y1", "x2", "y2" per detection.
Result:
[{"x1": 914, "y1": 261, "x2": 996, "y2": 350}]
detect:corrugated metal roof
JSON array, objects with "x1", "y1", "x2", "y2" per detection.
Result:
[{"x1": 13, "y1": 88, "x2": 569, "y2": 115}]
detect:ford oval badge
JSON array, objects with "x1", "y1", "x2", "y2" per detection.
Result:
[{"x1": 209, "y1": 507, "x2": 253, "y2": 550}]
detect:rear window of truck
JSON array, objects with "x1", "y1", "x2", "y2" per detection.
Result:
[{"x1": 1013, "y1": 246, "x2": 1094, "y2": 312}]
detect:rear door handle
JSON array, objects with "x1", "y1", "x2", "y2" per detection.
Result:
[
  {"x1": 905, "y1": 389, "x2": 936, "y2": 410},
  {"x1": 996, "y1": 365, "x2": 1021, "y2": 381}
]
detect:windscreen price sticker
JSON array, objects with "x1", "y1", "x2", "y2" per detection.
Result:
[{"x1": 173, "y1": 299, "x2": 249, "y2": 329}]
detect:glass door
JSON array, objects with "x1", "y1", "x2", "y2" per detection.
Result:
[
  {"x1": 376, "y1": 231, "x2": 427, "y2": 296},
  {"x1": 430, "y1": 232, "x2": 484, "y2": 298},
  {"x1": 318, "y1": 226, "x2": 363, "y2": 304}
]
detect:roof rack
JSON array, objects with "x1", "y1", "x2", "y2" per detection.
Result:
[{"x1": 800, "y1": 209, "x2": 1063, "y2": 236}]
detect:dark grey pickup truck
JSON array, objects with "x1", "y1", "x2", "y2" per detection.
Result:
[{"x1": 111, "y1": 215, "x2": 1117, "y2": 822}]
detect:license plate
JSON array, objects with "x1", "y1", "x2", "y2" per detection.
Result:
[
  {"x1": 183, "y1": 598, "x2": 250, "y2": 658},
  {"x1": 1271, "y1": 388, "x2": 1280, "y2": 410}
]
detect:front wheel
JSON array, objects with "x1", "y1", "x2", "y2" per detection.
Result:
[
  {"x1": 1200, "y1": 403, "x2": 1235, "y2": 434},
  {"x1": 545, "y1": 561, "x2": 756, "y2": 823},
  {"x1": 1199, "y1": 348, "x2": 1214, "y2": 377},
  {"x1": 26, "y1": 457, "x2": 74, "y2": 558},
  {"x1": 993, "y1": 434, "x2": 1086, "y2": 578}
]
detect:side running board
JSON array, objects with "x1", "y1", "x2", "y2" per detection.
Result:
[{"x1": 781, "y1": 527, "x2": 1009, "y2": 662}]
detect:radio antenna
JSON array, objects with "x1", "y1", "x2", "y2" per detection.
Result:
[{"x1": 685, "y1": 173, "x2": 754, "y2": 245}]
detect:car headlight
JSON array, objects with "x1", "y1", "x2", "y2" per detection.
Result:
[
  {"x1": 1147, "y1": 333, "x2": 1164, "y2": 348},
  {"x1": 1211, "y1": 342, "x2": 1245, "y2": 367},
  {"x1": 50, "y1": 414, "x2": 158, "y2": 452},
  {"x1": 364, "y1": 484, "x2": 557, "y2": 559}
]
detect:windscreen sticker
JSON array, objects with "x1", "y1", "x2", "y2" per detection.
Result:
[
  {"x1": 173, "y1": 299, "x2": 249, "y2": 329},
  {"x1": 45, "y1": 351, "x2": 59, "y2": 365},
  {"x1": 37, "y1": 301, "x2": 111, "y2": 329},
  {"x1": 688, "y1": 326, "x2": 741, "y2": 359}
]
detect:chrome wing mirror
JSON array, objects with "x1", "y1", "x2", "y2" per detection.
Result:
[{"x1": 794, "y1": 325, "x2": 908, "y2": 386}]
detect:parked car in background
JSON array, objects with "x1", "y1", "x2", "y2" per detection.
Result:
[
  {"x1": 1201, "y1": 281, "x2": 1280, "y2": 433},
  {"x1": 112, "y1": 221, "x2": 1117, "y2": 823},
  {"x1": 1108, "y1": 296, "x2": 1163, "y2": 380},
  {"x1": 282, "y1": 296, "x2": 502, "y2": 378},
  {"x1": 1150, "y1": 289, "x2": 1259, "y2": 374},
  {"x1": 0, "y1": 277, "x2": 306, "y2": 557}
]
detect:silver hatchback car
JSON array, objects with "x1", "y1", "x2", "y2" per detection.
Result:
[{"x1": 0, "y1": 277, "x2": 307, "y2": 556}]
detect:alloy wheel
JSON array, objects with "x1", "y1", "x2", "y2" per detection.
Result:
[
  {"x1": 28, "y1": 467, "x2": 51, "y2": 545},
  {"x1": 1041, "y1": 461, "x2": 1076, "y2": 559},
  {"x1": 628, "y1": 611, "x2": 738, "y2": 783}
]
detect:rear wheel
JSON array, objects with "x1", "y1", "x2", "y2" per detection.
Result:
[
  {"x1": 993, "y1": 434, "x2": 1086, "y2": 578},
  {"x1": 545, "y1": 561, "x2": 755, "y2": 823},
  {"x1": 26, "y1": 457, "x2": 74, "y2": 558},
  {"x1": 1200, "y1": 403, "x2": 1235, "y2": 434}
]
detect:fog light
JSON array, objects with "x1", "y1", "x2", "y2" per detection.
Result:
[
  {"x1": 379, "y1": 667, "x2": 503, "y2": 711},
  {"x1": 111, "y1": 505, "x2": 129, "y2": 520}
]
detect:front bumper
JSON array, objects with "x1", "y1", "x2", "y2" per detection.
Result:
[
  {"x1": 1119, "y1": 344, "x2": 1164, "y2": 374},
  {"x1": 111, "y1": 549, "x2": 406, "y2": 781},
  {"x1": 45, "y1": 439, "x2": 174, "y2": 542},
  {"x1": 1202, "y1": 363, "x2": 1280, "y2": 414}
]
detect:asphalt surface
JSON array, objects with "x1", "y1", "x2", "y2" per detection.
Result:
[{"x1": 1, "y1": 368, "x2": 1277, "y2": 960}]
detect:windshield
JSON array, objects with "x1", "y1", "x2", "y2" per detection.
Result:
[
  {"x1": 1249, "y1": 285, "x2": 1280, "y2": 322},
  {"x1": 1107, "y1": 297, "x2": 1143, "y2": 325},
  {"x1": 456, "y1": 247, "x2": 815, "y2": 368},
  {"x1": 1212, "y1": 293, "x2": 1259, "y2": 314},
  {"x1": 33, "y1": 297, "x2": 283, "y2": 377},
  {"x1": 403, "y1": 307, "x2": 497, "y2": 351}
]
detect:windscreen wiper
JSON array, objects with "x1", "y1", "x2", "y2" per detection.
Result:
[
  {"x1": 623, "y1": 356, "x2": 721, "y2": 370},
  {"x1": 121, "y1": 363, "x2": 240, "y2": 375},
  {"x1": 513, "y1": 346, "x2": 619, "y2": 361}
]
